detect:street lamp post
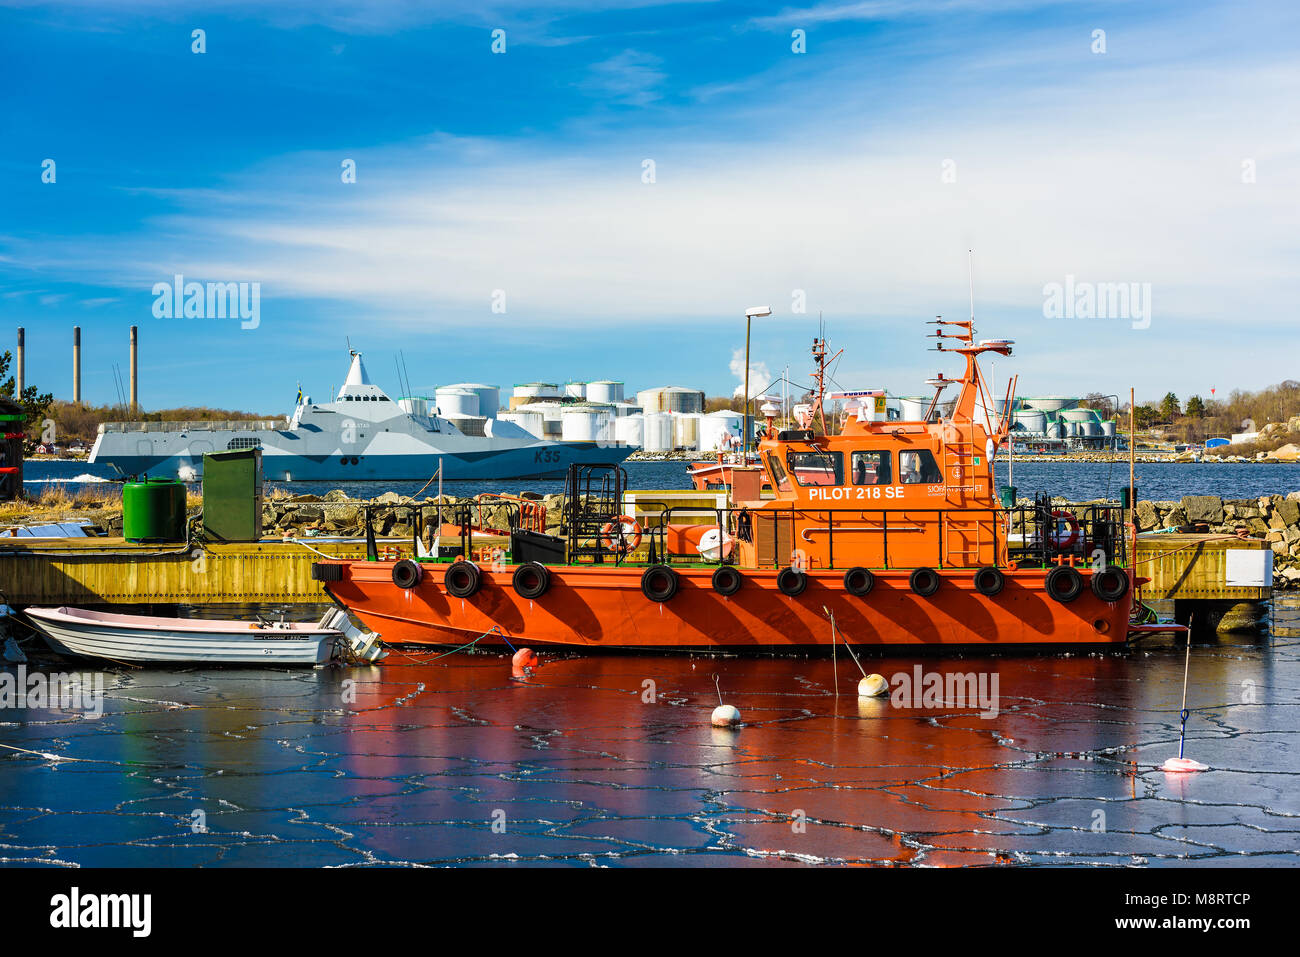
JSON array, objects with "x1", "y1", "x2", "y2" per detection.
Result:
[{"x1": 743, "y1": 305, "x2": 772, "y2": 457}]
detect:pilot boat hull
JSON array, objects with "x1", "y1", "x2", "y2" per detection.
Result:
[{"x1": 323, "y1": 561, "x2": 1132, "y2": 649}]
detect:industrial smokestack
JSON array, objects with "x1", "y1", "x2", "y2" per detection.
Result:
[
  {"x1": 73, "y1": 326, "x2": 81, "y2": 404},
  {"x1": 16, "y1": 327, "x2": 24, "y2": 396},
  {"x1": 129, "y1": 325, "x2": 138, "y2": 413}
]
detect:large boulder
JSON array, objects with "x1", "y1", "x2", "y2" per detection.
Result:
[
  {"x1": 1275, "y1": 499, "x2": 1300, "y2": 526},
  {"x1": 1181, "y1": 495, "x2": 1224, "y2": 524},
  {"x1": 1162, "y1": 507, "x2": 1188, "y2": 529},
  {"x1": 1135, "y1": 500, "x2": 1159, "y2": 531}
]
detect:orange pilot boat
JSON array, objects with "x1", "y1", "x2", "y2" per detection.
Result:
[{"x1": 315, "y1": 321, "x2": 1146, "y2": 650}]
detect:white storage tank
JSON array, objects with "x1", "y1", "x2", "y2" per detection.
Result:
[
  {"x1": 642, "y1": 412, "x2": 674, "y2": 452},
  {"x1": 611, "y1": 401, "x2": 640, "y2": 417},
  {"x1": 1015, "y1": 409, "x2": 1047, "y2": 433},
  {"x1": 435, "y1": 387, "x2": 479, "y2": 418},
  {"x1": 446, "y1": 383, "x2": 500, "y2": 420},
  {"x1": 587, "y1": 380, "x2": 625, "y2": 404},
  {"x1": 1101, "y1": 420, "x2": 1117, "y2": 437},
  {"x1": 498, "y1": 411, "x2": 545, "y2": 438},
  {"x1": 673, "y1": 412, "x2": 701, "y2": 450},
  {"x1": 637, "y1": 386, "x2": 704, "y2": 415},
  {"x1": 515, "y1": 401, "x2": 564, "y2": 422},
  {"x1": 398, "y1": 396, "x2": 430, "y2": 419},
  {"x1": 700, "y1": 410, "x2": 744, "y2": 451},
  {"x1": 561, "y1": 405, "x2": 614, "y2": 442},
  {"x1": 513, "y1": 382, "x2": 560, "y2": 401},
  {"x1": 615, "y1": 414, "x2": 644, "y2": 448},
  {"x1": 565, "y1": 381, "x2": 587, "y2": 399}
]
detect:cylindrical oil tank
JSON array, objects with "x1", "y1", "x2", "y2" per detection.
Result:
[
  {"x1": 673, "y1": 412, "x2": 701, "y2": 450},
  {"x1": 398, "y1": 396, "x2": 430, "y2": 418},
  {"x1": 1059, "y1": 408, "x2": 1094, "y2": 424},
  {"x1": 435, "y1": 387, "x2": 478, "y2": 418},
  {"x1": 446, "y1": 383, "x2": 499, "y2": 419},
  {"x1": 565, "y1": 381, "x2": 587, "y2": 399},
  {"x1": 637, "y1": 386, "x2": 704, "y2": 414},
  {"x1": 1063, "y1": 421, "x2": 1079, "y2": 437},
  {"x1": 515, "y1": 401, "x2": 564, "y2": 422},
  {"x1": 122, "y1": 477, "x2": 187, "y2": 542},
  {"x1": 587, "y1": 380, "x2": 625, "y2": 404},
  {"x1": 700, "y1": 410, "x2": 744, "y2": 451},
  {"x1": 513, "y1": 382, "x2": 560, "y2": 401},
  {"x1": 561, "y1": 406, "x2": 614, "y2": 442},
  {"x1": 498, "y1": 411, "x2": 545, "y2": 438},
  {"x1": 642, "y1": 412, "x2": 674, "y2": 452},
  {"x1": 615, "y1": 414, "x2": 644, "y2": 447},
  {"x1": 1023, "y1": 396, "x2": 1077, "y2": 413},
  {"x1": 1081, "y1": 422, "x2": 1101, "y2": 437},
  {"x1": 1015, "y1": 409, "x2": 1047, "y2": 433},
  {"x1": 611, "y1": 401, "x2": 639, "y2": 417},
  {"x1": 1046, "y1": 422, "x2": 1064, "y2": 439},
  {"x1": 1101, "y1": 420, "x2": 1117, "y2": 437}
]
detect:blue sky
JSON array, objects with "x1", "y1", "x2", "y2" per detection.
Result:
[{"x1": 2, "y1": 0, "x2": 1297, "y2": 413}]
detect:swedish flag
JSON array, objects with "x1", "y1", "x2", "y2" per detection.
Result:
[{"x1": 296, "y1": 384, "x2": 304, "y2": 405}]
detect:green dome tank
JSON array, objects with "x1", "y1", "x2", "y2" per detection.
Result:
[{"x1": 122, "y1": 477, "x2": 187, "y2": 542}]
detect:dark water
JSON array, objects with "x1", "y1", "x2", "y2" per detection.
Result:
[
  {"x1": 2, "y1": 599, "x2": 1297, "y2": 867},
  {"x1": 23, "y1": 458, "x2": 1300, "y2": 503}
]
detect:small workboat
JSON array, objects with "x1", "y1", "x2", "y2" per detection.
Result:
[{"x1": 24, "y1": 606, "x2": 346, "y2": 664}]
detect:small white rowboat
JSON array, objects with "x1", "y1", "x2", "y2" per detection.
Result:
[{"x1": 24, "y1": 606, "x2": 344, "y2": 665}]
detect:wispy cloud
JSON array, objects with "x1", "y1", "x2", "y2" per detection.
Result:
[{"x1": 582, "y1": 49, "x2": 667, "y2": 106}]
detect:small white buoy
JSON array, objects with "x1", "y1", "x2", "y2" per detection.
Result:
[
  {"x1": 858, "y1": 673, "x2": 888, "y2": 697},
  {"x1": 1163, "y1": 637, "x2": 1208, "y2": 773},
  {"x1": 1161, "y1": 756, "x2": 1209, "y2": 773},
  {"x1": 710, "y1": 674, "x2": 740, "y2": 726},
  {"x1": 711, "y1": 704, "x2": 741, "y2": 727}
]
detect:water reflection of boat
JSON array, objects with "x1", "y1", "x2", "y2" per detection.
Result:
[{"x1": 318, "y1": 320, "x2": 1142, "y2": 649}]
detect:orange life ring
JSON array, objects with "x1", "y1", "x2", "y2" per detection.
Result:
[
  {"x1": 601, "y1": 516, "x2": 642, "y2": 552},
  {"x1": 1051, "y1": 509, "x2": 1081, "y2": 548}
]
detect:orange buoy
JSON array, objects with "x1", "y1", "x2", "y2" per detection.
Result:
[{"x1": 512, "y1": 647, "x2": 539, "y2": 670}]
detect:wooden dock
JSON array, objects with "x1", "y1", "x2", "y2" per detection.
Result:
[
  {"x1": 0, "y1": 537, "x2": 380, "y2": 606},
  {"x1": 1135, "y1": 533, "x2": 1272, "y2": 601}
]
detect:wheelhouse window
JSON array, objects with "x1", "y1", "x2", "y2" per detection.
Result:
[
  {"x1": 899, "y1": 449, "x2": 942, "y2": 484},
  {"x1": 786, "y1": 449, "x2": 844, "y2": 487},
  {"x1": 766, "y1": 452, "x2": 791, "y2": 492},
  {"x1": 851, "y1": 450, "x2": 891, "y2": 486}
]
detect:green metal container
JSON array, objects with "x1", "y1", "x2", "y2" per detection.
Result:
[
  {"x1": 998, "y1": 485, "x2": 1018, "y2": 509},
  {"x1": 122, "y1": 477, "x2": 187, "y2": 542},
  {"x1": 202, "y1": 448, "x2": 263, "y2": 542}
]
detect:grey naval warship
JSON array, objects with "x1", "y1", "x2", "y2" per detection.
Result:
[{"x1": 89, "y1": 353, "x2": 633, "y2": 481}]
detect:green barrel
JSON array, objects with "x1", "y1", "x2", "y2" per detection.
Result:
[{"x1": 122, "y1": 477, "x2": 187, "y2": 542}]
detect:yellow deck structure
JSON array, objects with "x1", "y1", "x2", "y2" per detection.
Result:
[{"x1": 1136, "y1": 533, "x2": 1272, "y2": 601}]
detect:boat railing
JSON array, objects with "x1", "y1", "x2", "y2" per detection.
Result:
[
  {"x1": 358, "y1": 500, "x2": 522, "y2": 562},
  {"x1": 635, "y1": 501, "x2": 1126, "y2": 572},
  {"x1": 97, "y1": 419, "x2": 287, "y2": 434}
]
